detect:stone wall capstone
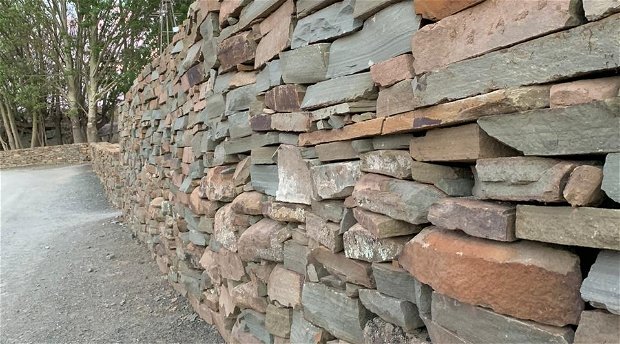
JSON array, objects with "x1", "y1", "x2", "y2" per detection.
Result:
[{"x1": 0, "y1": 143, "x2": 91, "y2": 169}]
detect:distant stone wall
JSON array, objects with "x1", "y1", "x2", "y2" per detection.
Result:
[
  {"x1": 90, "y1": 143, "x2": 124, "y2": 208},
  {"x1": 0, "y1": 143, "x2": 91, "y2": 169},
  {"x1": 93, "y1": 0, "x2": 620, "y2": 343}
]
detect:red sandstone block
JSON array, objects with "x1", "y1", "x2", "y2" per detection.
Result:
[{"x1": 370, "y1": 54, "x2": 415, "y2": 87}]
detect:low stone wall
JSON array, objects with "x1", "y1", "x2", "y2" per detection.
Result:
[
  {"x1": 90, "y1": 143, "x2": 124, "y2": 209},
  {"x1": 0, "y1": 143, "x2": 91, "y2": 169}
]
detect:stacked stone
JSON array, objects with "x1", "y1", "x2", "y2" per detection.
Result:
[
  {"x1": 104, "y1": 0, "x2": 620, "y2": 343},
  {"x1": 90, "y1": 143, "x2": 124, "y2": 208},
  {"x1": 0, "y1": 143, "x2": 90, "y2": 169}
]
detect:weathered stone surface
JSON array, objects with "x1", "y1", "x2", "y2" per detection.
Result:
[
  {"x1": 550, "y1": 76, "x2": 620, "y2": 108},
  {"x1": 222, "y1": 132, "x2": 298, "y2": 155},
  {"x1": 376, "y1": 80, "x2": 418, "y2": 117},
  {"x1": 251, "y1": 164, "x2": 279, "y2": 196},
  {"x1": 292, "y1": 0, "x2": 362, "y2": 48},
  {"x1": 363, "y1": 317, "x2": 430, "y2": 344},
  {"x1": 352, "y1": 0, "x2": 401, "y2": 19},
  {"x1": 228, "y1": 111, "x2": 252, "y2": 139},
  {"x1": 218, "y1": 31, "x2": 257, "y2": 72},
  {"x1": 344, "y1": 224, "x2": 410, "y2": 262},
  {"x1": 216, "y1": 249, "x2": 246, "y2": 281},
  {"x1": 265, "y1": 85, "x2": 305, "y2": 112},
  {"x1": 352, "y1": 173, "x2": 446, "y2": 224},
  {"x1": 353, "y1": 208, "x2": 421, "y2": 239},
  {"x1": 265, "y1": 304, "x2": 293, "y2": 338},
  {"x1": 283, "y1": 240, "x2": 310, "y2": 275},
  {"x1": 326, "y1": 2, "x2": 421, "y2": 78},
  {"x1": 263, "y1": 201, "x2": 308, "y2": 223},
  {"x1": 423, "y1": 318, "x2": 470, "y2": 344},
  {"x1": 370, "y1": 54, "x2": 415, "y2": 88},
  {"x1": 359, "y1": 289, "x2": 423, "y2": 332},
  {"x1": 371, "y1": 263, "x2": 416, "y2": 304},
  {"x1": 251, "y1": 112, "x2": 313, "y2": 133},
  {"x1": 563, "y1": 165, "x2": 604, "y2": 207},
  {"x1": 360, "y1": 150, "x2": 412, "y2": 179},
  {"x1": 581, "y1": 250, "x2": 620, "y2": 314},
  {"x1": 414, "y1": 0, "x2": 483, "y2": 20},
  {"x1": 311, "y1": 101, "x2": 377, "y2": 121},
  {"x1": 473, "y1": 157, "x2": 580, "y2": 202},
  {"x1": 306, "y1": 212, "x2": 343, "y2": 252},
  {"x1": 299, "y1": 118, "x2": 384, "y2": 146},
  {"x1": 311, "y1": 247, "x2": 375, "y2": 288},
  {"x1": 302, "y1": 282, "x2": 372, "y2": 344},
  {"x1": 400, "y1": 227, "x2": 584, "y2": 326},
  {"x1": 315, "y1": 140, "x2": 372, "y2": 162},
  {"x1": 276, "y1": 145, "x2": 314, "y2": 205},
  {"x1": 231, "y1": 191, "x2": 266, "y2": 215},
  {"x1": 311, "y1": 161, "x2": 361, "y2": 200},
  {"x1": 300, "y1": 72, "x2": 377, "y2": 110},
  {"x1": 234, "y1": 309, "x2": 274, "y2": 344},
  {"x1": 280, "y1": 43, "x2": 330, "y2": 84},
  {"x1": 382, "y1": 86, "x2": 551, "y2": 134},
  {"x1": 226, "y1": 84, "x2": 257, "y2": 115},
  {"x1": 256, "y1": 59, "x2": 283, "y2": 92},
  {"x1": 603, "y1": 153, "x2": 620, "y2": 202},
  {"x1": 251, "y1": 146, "x2": 278, "y2": 164},
  {"x1": 311, "y1": 200, "x2": 346, "y2": 223},
  {"x1": 268, "y1": 265, "x2": 303, "y2": 308},
  {"x1": 200, "y1": 166, "x2": 239, "y2": 201},
  {"x1": 432, "y1": 292, "x2": 575, "y2": 344},
  {"x1": 213, "y1": 204, "x2": 253, "y2": 252},
  {"x1": 584, "y1": 0, "x2": 620, "y2": 20},
  {"x1": 410, "y1": 161, "x2": 473, "y2": 196},
  {"x1": 238, "y1": 218, "x2": 290, "y2": 262},
  {"x1": 411, "y1": 15, "x2": 620, "y2": 107},
  {"x1": 479, "y1": 98, "x2": 620, "y2": 155},
  {"x1": 574, "y1": 310, "x2": 620, "y2": 344},
  {"x1": 517, "y1": 205, "x2": 620, "y2": 250},
  {"x1": 290, "y1": 310, "x2": 333, "y2": 344},
  {"x1": 410, "y1": 123, "x2": 517, "y2": 162},
  {"x1": 372, "y1": 134, "x2": 411, "y2": 150},
  {"x1": 428, "y1": 198, "x2": 516, "y2": 241},
  {"x1": 189, "y1": 187, "x2": 221, "y2": 216},
  {"x1": 412, "y1": 0, "x2": 583, "y2": 74}
]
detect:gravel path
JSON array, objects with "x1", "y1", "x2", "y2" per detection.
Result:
[{"x1": 0, "y1": 164, "x2": 223, "y2": 343}]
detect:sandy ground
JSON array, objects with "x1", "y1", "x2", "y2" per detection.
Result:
[{"x1": 0, "y1": 164, "x2": 223, "y2": 343}]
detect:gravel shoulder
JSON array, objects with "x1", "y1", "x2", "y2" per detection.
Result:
[{"x1": 0, "y1": 164, "x2": 223, "y2": 343}]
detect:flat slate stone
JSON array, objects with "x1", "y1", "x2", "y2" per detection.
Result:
[
  {"x1": 411, "y1": 14, "x2": 620, "y2": 107},
  {"x1": 311, "y1": 161, "x2": 361, "y2": 200},
  {"x1": 276, "y1": 145, "x2": 314, "y2": 205},
  {"x1": 290, "y1": 310, "x2": 333, "y2": 344},
  {"x1": 432, "y1": 292, "x2": 575, "y2": 344},
  {"x1": 279, "y1": 43, "x2": 330, "y2": 84},
  {"x1": 360, "y1": 150, "x2": 412, "y2": 179},
  {"x1": 299, "y1": 118, "x2": 384, "y2": 146},
  {"x1": 300, "y1": 72, "x2": 377, "y2": 110},
  {"x1": 352, "y1": 0, "x2": 401, "y2": 19},
  {"x1": 574, "y1": 310, "x2": 620, "y2": 344},
  {"x1": 302, "y1": 282, "x2": 372, "y2": 344},
  {"x1": 516, "y1": 205, "x2": 620, "y2": 250},
  {"x1": 359, "y1": 289, "x2": 424, "y2": 332},
  {"x1": 311, "y1": 247, "x2": 375, "y2": 288},
  {"x1": 222, "y1": 132, "x2": 298, "y2": 154},
  {"x1": 315, "y1": 140, "x2": 373, "y2": 162},
  {"x1": 371, "y1": 263, "x2": 416, "y2": 304},
  {"x1": 326, "y1": 1, "x2": 422, "y2": 78},
  {"x1": 584, "y1": 0, "x2": 620, "y2": 20},
  {"x1": 428, "y1": 198, "x2": 516, "y2": 242},
  {"x1": 225, "y1": 83, "x2": 257, "y2": 115},
  {"x1": 410, "y1": 161, "x2": 473, "y2": 196},
  {"x1": 581, "y1": 250, "x2": 620, "y2": 315},
  {"x1": 353, "y1": 208, "x2": 422, "y2": 239},
  {"x1": 251, "y1": 164, "x2": 279, "y2": 196},
  {"x1": 478, "y1": 98, "x2": 620, "y2": 156},
  {"x1": 602, "y1": 153, "x2": 620, "y2": 202},
  {"x1": 291, "y1": 0, "x2": 363, "y2": 49},
  {"x1": 343, "y1": 224, "x2": 410, "y2": 263}
]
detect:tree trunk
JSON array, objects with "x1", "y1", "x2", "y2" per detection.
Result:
[
  {"x1": 0, "y1": 130, "x2": 8, "y2": 151},
  {"x1": 30, "y1": 112, "x2": 39, "y2": 148},
  {"x1": 67, "y1": 80, "x2": 86, "y2": 144},
  {"x1": 0, "y1": 99, "x2": 21, "y2": 149},
  {"x1": 86, "y1": 77, "x2": 99, "y2": 142}
]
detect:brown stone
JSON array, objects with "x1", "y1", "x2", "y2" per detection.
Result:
[
  {"x1": 218, "y1": 31, "x2": 257, "y2": 72},
  {"x1": 215, "y1": 248, "x2": 246, "y2": 281},
  {"x1": 231, "y1": 191, "x2": 267, "y2": 215},
  {"x1": 230, "y1": 71, "x2": 257, "y2": 88},
  {"x1": 200, "y1": 165, "x2": 239, "y2": 201},
  {"x1": 370, "y1": 54, "x2": 415, "y2": 88},
  {"x1": 563, "y1": 165, "x2": 604, "y2": 207},
  {"x1": 410, "y1": 161, "x2": 474, "y2": 196},
  {"x1": 359, "y1": 150, "x2": 413, "y2": 179},
  {"x1": 382, "y1": 86, "x2": 551, "y2": 134},
  {"x1": 410, "y1": 123, "x2": 517, "y2": 162},
  {"x1": 310, "y1": 247, "x2": 375, "y2": 288},
  {"x1": 267, "y1": 265, "x2": 303, "y2": 308},
  {"x1": 299, "y1": 118, "x2": 385, "y2": 146},
  {"x1": 414, "y1": 0, "x2": 483, "y2": 20},
  {"x1": 343, "y1": 224, "x2": 411, "y2": 263},
  {"x1": 399, "y1": 227, "x2": 584, "y2": 326},
  {"x1": 237, "y1": 218, "x2": 291, "y2": 262},
  {"x1": 376, "y1": 80, "x2": 418, "y2": 117},
  {"x1": 233, "y1": 156, "x2": 251, "y2": 186},
  {"x1": 265, "y1": 304, "x2": 293, "y2": 338},
  {"x1": 412, "y1": 0, "x2": 583, "y2": 74},
  {"x1": 265, "y1": 85, "x2": 306, "y2": 112},
  {"x1": 262, "y1": 201, "x2": 308, "y2": 223},
  {"x1": 574, "y1": 310, "x2": 620, "y2": 344},
  {"x1": 306, "y1": 212, "x2": 343, "y2": 253},
  {"x1": 219, "y1": 0, "x2": 244, "y2": 26},
  {"x1": 550, "y1": 76, "x2": 620, "y2": 108},
  {"x1": 353, "y1": 208, "x2": 422, "y2": 239},
  {"x1": 251, "y1": 112, "x2": 313, "y2": 132},
  {"x1": 254, "y1": 1, "x2": 293, "y2": 68},
  {"x1": 276, "y1": 144, "x2": 314, "y2": 205},
  {"x1": 213, "y1": 203, "x2": 253, "y2": 252},
  {"x1": 428, "y1": 198, "x2": 516, "y2": 241},
  {"x1": 189, "y1": 187, "x2": 222, "y2": 216}
]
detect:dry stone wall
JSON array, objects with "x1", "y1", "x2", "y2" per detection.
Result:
[
  {"x1": 0, "y1": 143, "x2": 90, "y2": 169},
  {"x1": 100, "y1": 0, "x2": 620, "y2": 343}
]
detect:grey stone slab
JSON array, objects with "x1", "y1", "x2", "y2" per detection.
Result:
[
  {"x1": 296, "y1": 0, "x2": 339, "y2": 17},
  {"x1": 301, "y1": 72, "x2": 377, "y2": 110},
  {"x1": 353, "y1": 0, "x2": 401, "y2": 19},
  {"x1": 283, "y1": 240, "x2": 311, "y2": 275},
  {"x1": 214, "y1": 72, "x2": 233, "y2": 94},
  {"x1": 251, "y1": 146, "x2": 278, "y2": 164},
  {"x1": 292, "y1": 0, "x2": 363, "y2": 49},
  {"x1": 516, "y1": 205, "x2": 620, "y2": 250},
  {"x1": 574, "y1": 310, "x2": 620, "y2": 344},
  {"x1": 581, "y1": 250, "x2": 620, "y2": 314},
  {"x1": 225, "y1": 83, "x2": 257, "y2": 115},
  {"x1": 359, "y1": 289, "x2": 424, "y2": 332},
  {"x1": 360, "y1": 150, "x2": 413, "y2": 179},
  {"x1": 290, "y1": 310, "x2": 333, "y2": 344},
  {"x1": 276, "y1": 145, "x2": 314, "y2": 205},
  {"x1": 311, "y1": 200, "x2": 347, "y2": 223},
  {"x1": 371, "y1": 263, "x2": 416, "y2": 304},
  {"x1": 250, "y1": 164, "x2": 279, "y2": 196},
  {"x1": 302, "y1": 282, "x2": 372, "y2": 344},
  {"x1": 478, "y1": 98, "x2": 620, "y2": 156},
  {"x1": 228, "y1": 111, "x2": 252, "y2": 139},
  {"x1": 412, "y1": 14, "x2": 620, "y2": 107},
  {"x1": 236, "y1": 309, "x2": 274, "y2": 344},
  {"x1": 411, "y1": 161, "x2": 473, "y2": 196},
  {"x1": 602, "y1": 153, "x2": 620, "y2": 202},
  {"x1": 280, "y1": 43, "x2": 331, "y2": 84},
  {"x1": 372, "y1": 134, "x2": 412, "y2": 150},
  {"x1": 257, "y1": 60, "x2": 284, "y2": 93},
  {"x1": 432, "y1": 292, "x2": 575, "y2": 344},
  {"x1": 326, "y1": 2, "x2": 422, "y2": 78},
  {"x1": 311, "y1": 161, "x2": 361, "y2": 200},
  {"x1": 221, "y1": 132, "x2": 298, "y2": 154},
  {"x1": 315, "y1": 139, "x2": 373, "y2": 162},
  {"x1": 584, "y1": 0, "x2": 620, "y2": 20}
]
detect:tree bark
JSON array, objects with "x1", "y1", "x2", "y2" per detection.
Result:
[{"x1": 30, "y1": 112, "x2": 39, "y2": 148}]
